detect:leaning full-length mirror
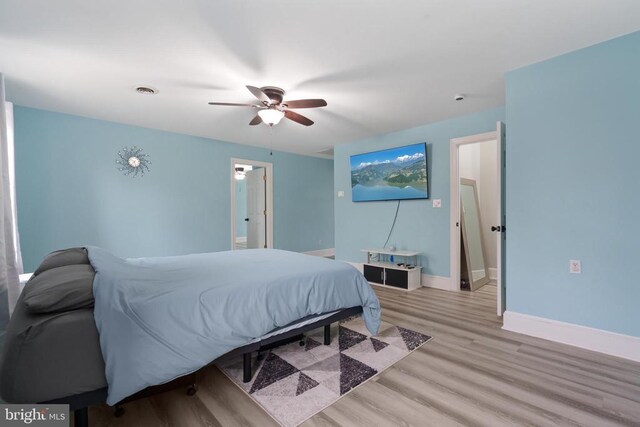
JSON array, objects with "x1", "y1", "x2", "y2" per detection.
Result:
[{"x1": 460, "y1": 178, "x2": 489, "y2": 291}]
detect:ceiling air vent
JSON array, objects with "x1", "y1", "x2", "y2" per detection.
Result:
[{"x1": 135, "y1": 86, "x2": 158, "y2": 95}]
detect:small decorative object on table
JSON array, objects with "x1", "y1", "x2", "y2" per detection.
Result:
[{"x1": 116, "y1": 146, "x2": 151, "y2": 178}]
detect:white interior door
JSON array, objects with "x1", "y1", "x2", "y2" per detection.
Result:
[
  {"x1": 496, "y1": 121, "x2": 506, "y2": 316},
  {"x1": 246, "y1": 168, "x2": 266, "y2": 249}
]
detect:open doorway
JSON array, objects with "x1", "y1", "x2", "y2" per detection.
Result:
[
  {"x1": 230, "y1": 158, "x2": 273, "y2": 250},
  {"x1": 459, "y1": 141, "x2": 497, "y2": 290},
  {"x1": 450, "y1": 122, "x2": 506, "y2": 316}
]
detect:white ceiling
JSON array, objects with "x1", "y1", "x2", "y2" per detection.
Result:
[{"x1": 1, "y1": 1, "x2": 639, "y2": 157}]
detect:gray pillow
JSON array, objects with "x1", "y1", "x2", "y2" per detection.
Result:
[
  {"x1": 33, "y1": 247, "x2": 90, "y2": 276},
  {"x1": 23, "y1": 264, "x2": 95, "y2": 314}
]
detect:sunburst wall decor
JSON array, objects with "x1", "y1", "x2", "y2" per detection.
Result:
[{"x1": 115, "y1": 146, "x2": 151, "y2": 178}]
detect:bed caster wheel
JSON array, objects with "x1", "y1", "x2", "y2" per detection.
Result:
[
  {"x1": 299, "y1": 337, "x2": 306, "y2": 347},
  {"x1": 113, "y1": 406, "x2": 125, "y2": 418},
  {"x1": 186, "y1": 385, "x2": 198, "y2": 396}
]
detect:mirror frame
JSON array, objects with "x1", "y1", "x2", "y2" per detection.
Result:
[{"x1": 460, "y1": 178, "x2": 490, "y2": 291}]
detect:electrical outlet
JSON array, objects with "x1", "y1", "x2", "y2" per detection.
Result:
[
  {"x1": 337, "y1": 190, "x2": 345, "y2": 198},
  {"x1": 569, "y1": 260, "x2": 581, "y2": 274},
  {"x1": 432, "y1": 199, "x2": 442, "y2": 208}
]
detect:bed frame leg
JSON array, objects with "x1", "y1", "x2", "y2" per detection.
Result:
[
  {"x1": 113, "y1": 405, "x2": 125, "y2": 417},
  {"x1": 243, "y1": 352, "x2": 252, "y2": 383},
  {"x1": 74, "y1": 407, "x2": 88, "y2": 427},
  {"x1": 324, "y1": 324, "x2": 331, "y2": 345}
]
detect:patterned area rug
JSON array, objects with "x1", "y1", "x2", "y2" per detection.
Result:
[{"x1": 218, "y1": 316, "x2": 432, "y2": 427}]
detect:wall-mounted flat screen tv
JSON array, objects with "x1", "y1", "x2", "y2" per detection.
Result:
[{"x1": 350, "y1": 142, "x2": 428, "y2": 202}]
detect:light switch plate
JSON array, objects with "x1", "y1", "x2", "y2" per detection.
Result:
[
  {"x1": 337, "y1": 190, "x2": 345, "y2": 198},
  {"x1": 569, "y1": 260, "x2": 581, "y2": 274},
  {"x1": 432, "y1": 199, "x2": 442, "y2": 208}
]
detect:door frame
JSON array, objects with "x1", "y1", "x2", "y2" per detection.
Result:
[
  {"x1": 230, "y1": 158, "x2": 273, "y2": 249},
  {"x1": 450, "y1": 126, "x2": 503, "y2": 313}
]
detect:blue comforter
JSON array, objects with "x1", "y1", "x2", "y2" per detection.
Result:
[{"x1": 88, "y1": 247, "x2": 381, "y2": 405}]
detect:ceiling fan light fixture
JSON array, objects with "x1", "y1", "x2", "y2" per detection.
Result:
[
  {"x1": 258, "y1": 108, "x2": 285, "y2": 126},
  {"x1": 208, "y1": 85, "x2": 324, "y2": 127},
  {"x1": 234, "y1": 167, "x2": 246, "y2": 180}
]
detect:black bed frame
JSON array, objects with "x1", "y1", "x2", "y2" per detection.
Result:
[{"x1": 42, "y1": 306, "x2": 362, "y2": 427}]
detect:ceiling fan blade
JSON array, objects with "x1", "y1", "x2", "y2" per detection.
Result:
[
  {"x1": 208, "y1": 102, "x2": 259, "y2": 107},
  {"x1": 284, "y1": 99, "x2": 327, "y2": 109},
  {"x1": 284, "y1": 110, "x2": 314, "y2": 126},
  {"x1": 249, "y1": 115, "x2": 262, "y2": 126},
  {"x1": 246, "y1": 85, "x2": 271, "y2": 104}
]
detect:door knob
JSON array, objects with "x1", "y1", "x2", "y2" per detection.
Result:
[{"x1": 244, "y1": 218, "x2": 249, "y2": 222}]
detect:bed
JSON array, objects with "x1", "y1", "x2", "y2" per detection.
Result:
[{"x1": 0, "y1": 247, "x2": 380, "y2": 427}]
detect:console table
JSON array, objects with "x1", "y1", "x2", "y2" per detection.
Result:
[{"x1": 361, "y1": 248, "x2": 422, "y2": 291}]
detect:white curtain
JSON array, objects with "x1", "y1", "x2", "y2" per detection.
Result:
[{"x1": 0, "y1": 73, "x2": 23, "y2": 332}]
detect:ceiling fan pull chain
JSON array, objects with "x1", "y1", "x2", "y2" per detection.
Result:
[{"x1": 269, "y1": 125, "x2": 274, "y2": 156}]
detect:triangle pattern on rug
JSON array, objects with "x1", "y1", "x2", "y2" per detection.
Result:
[
  {"x1": 318, "y1": 372, "x2": 341, "y2": 397},
  {"x1": 253, "y1": 372, "x2": 300, "y2": 397},
  {"x1": 304, "y1": 353, "x2": 340, "y2": 375},
  {"x1": 378, "y1": 325, "x2": 402, "y2": 339},
  {"x1": 250, "y1": 353, "x2": 299, "y2": 394},
  {"x1": 370, "y1": 337, "x2": 389, "y2": 352},
  {"x1": 296, "y1": 372, "x2": 320, "y2": 396},
  {"x1": 397, "y1": 327, "x2": 432, "y2": 351},
  {"x1": 339, "y1": 353, "x2": 377, "y2": 395},
  {"x1": 339, "y1": 325, "x2": 368, "y2": 351},
  {"x1": 376, "y1": 326, "x2": 406, "y2": 350},
  {"x1": 305, "y1": 337, "x2": 322, "y2": 351},
  {"x1": 219, "y1": 316, "x2": 433, "y2": 427}
]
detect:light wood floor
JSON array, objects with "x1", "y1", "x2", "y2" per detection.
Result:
[{"x1": 88, "y1": 285, "x2": 640, "y2": 426}]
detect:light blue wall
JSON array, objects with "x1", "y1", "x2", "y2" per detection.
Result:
[
  {"x1": 14, "y1": 106, "x2": 334, "y2": 272},
  {"x1": 505, "y1": 31, "x2": 640, "y2": 337},
  {"x1": 335, "y1": 107, "x2": 505, "y2": 276},
  {"x1": 235, "y1": 179, "x2": 247, "y2": 237}
]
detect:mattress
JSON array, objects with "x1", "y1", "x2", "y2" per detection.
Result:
[
  {"x1": 90, "y1": 247, "x2": 380, "y2": 405},
  {"x1": 0, "y1": 291, "x2": 340, "y2": 404},
  {"x1": 0, "y1": 293, "x2": 107, "y2": 403}
]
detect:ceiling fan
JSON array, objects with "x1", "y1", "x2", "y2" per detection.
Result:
[{"x1": 208, "y1": 85, "x2": 327, "y2": 127}]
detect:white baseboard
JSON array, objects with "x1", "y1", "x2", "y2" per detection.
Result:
[
  {"x1": 235, "y1": 236, "x2": 247, "y2": 243},
  {"x1": 421, "y1": 274, "x2": 455, "y2": 291},
  {"x1": 304, "y1": 248, "x2": 335, "y2": 257},
  {"x1": 484, "y1": 268, "x2": 498, "y2": 285},
  {"x1": 503, "y1": 311, "x2": 640, "y2": 363}
]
